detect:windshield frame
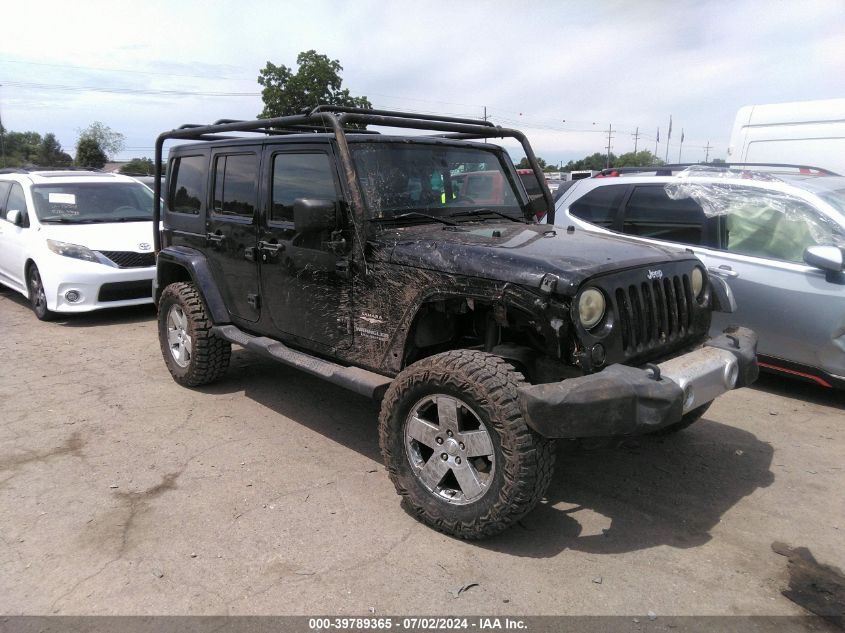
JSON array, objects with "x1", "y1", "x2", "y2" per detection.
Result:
[{"x1": 349, "y1": 139, "x2": 531, "y2": 226}]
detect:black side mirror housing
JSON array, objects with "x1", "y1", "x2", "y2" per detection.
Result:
[
  {"x1": 293, "y1": 198, "x2": 337, "y2": 233},
  {"x1": 527, "y1": 197, "x2": 550, "y2": 222}
]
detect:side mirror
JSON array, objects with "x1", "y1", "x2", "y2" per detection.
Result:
[
  {"x1": 293, "y1": 198, "x2": 337, "y2": 233},
  {"x1": 6, "y1": 209, "x2": 23, "y2": 227},
  {"x1": 803, "y1": 245, "x2": 845, "y2": 272},
  {"x1": 527, "y1": 197, "x2": 549, "y2": 222}
]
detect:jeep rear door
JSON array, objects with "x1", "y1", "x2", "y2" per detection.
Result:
[
  {"x1": 205, "y1": 147, "x2": 262, "y2": 322},
  {"x1": 258, "y1": 144, "x2": 353, "y2": 351}
]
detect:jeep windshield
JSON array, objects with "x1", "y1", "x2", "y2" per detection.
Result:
[
  {"x1": 32, "y1": 182, "x2": 154, "y2": 224},
  {"x1": 350, "y1": 143, "x2": 525, "y2": 223}
]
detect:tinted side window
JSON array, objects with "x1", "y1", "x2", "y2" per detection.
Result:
[
  {"x1": 622, "y1": 186, "x2": 706, "y2": 245},
  {"x1": 168, "y1": 155, "x2": 206, "y2": 214},
  {"x1": 271, "y1": 153, "x2": 337, "y2": 223},
  {"x1": 0, "y1": 182, "x2": 11, "y2": 215},
  {"x1": 569, "y1": 184, "x2": 627, "y2": 227},
  {"x1": 212, "y1": 154, "x2": 258, "y2": 218}
]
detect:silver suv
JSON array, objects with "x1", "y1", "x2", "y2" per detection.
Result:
[{"x1": 553, "y1": 164, "x2": 845, "y2": 389}]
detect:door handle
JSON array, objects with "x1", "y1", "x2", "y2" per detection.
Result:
[
  {"x1": 206, "y1": 232, "x2": 225, "y2": 244},
  {"x1": 708, "y1": 265, "x2": 739, "y2": 279},
  {"x1": 258, "y1": 241, "x2": 284, "y2": 254}
]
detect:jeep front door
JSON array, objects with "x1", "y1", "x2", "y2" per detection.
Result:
[
  {"x1": 259, "y1": 147, "x2": 353, "y2": 350},
  {"x1": 205, "y1": 148, "x2": 261, "y2": 322}
]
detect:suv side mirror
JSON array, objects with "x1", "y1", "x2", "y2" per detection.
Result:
[
  {"x1": 803, "y1": 245, "x2": 845, "y2": 272},
  {"x1": 294, "y1": 198, "x2": 337, "y2": 233},
  {"x1": 6, "y1": 209, "x2": 23, "y2": 227},
  {"x1": 527, "y1": 197, "x2": 548, "y2": 222}
]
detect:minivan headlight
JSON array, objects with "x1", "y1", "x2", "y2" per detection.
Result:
[
  {"x1": 578, "y1": 287, "x2": 606, "y2": 329},
  {"x1": 46, "y1": 240, "x2": 99, "y2": 263}
]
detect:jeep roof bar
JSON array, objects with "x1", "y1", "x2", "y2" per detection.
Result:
[{"x1": 153, "y1": 106, "x2": 554, "y2": 255}]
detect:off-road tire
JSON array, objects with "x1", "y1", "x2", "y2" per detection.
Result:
[
  {"x1": 651, "y1": 402, "x2": 713, "y2": 435},
  {"x1": 158, "y1": 282, "x2": 231, "y2": 387},
  {"x1": 27, "y1": 264, "x2": 56, "y2": 321},
  {"x1": 379, "y1": 350, "x2": 555, "y2": 539}
]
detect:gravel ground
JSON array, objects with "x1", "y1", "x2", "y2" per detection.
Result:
[{"x1": 0, "y1": 290, "x2": 842, "y2": 622}]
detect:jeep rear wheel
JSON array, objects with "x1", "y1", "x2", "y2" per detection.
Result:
[
  {"x1": 379, "y1": 350, "x2": 555, "y2": 539},
  {"x1": 158, "y1": 282, "x2": 231, "y2": 387}
]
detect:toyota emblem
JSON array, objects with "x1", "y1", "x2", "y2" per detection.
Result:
[{"x1": 138, "y1": 243, "x2": 151, "y2": 251}]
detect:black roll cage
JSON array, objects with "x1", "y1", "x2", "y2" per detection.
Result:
[{"x1": 152, "y1": 105, "x2": 555, "y2": 268}]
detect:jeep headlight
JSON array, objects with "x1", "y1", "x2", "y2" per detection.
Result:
[
  {"x1": 46, "y1": 239, "x2": 99, "y2": 263},
  {"x1": 691, "y1": 266, "x2": 705, "y2": 299},
  {"x1": 578, "y1": 287, "x2": 606, "y2": 329}
]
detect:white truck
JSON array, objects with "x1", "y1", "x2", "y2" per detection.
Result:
[{"x1": 727, "y1": 98, "x2": 845, "y2": 175}]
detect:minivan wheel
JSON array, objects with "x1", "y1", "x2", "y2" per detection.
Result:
[
  {"x1": 27, "y1": 265, "x2": 56, "y2": 321},
  {"x1": 158, "y1": 282, "x2": 231, "y2": 387},
  {"x1": 379, "y1": 350, "x2": 555, "y2": 539}
]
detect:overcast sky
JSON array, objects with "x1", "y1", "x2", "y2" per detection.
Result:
[{"x1": 1, "y1": 0, "x2": 843, "y2": 167}]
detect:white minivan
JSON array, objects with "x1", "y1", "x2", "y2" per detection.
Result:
[
  {"x1": 727, "y1": 98, "x2": 845, "y2": 176},
  {"x1": 0, "y1": 170, "x2": 156, "y2": 320}
]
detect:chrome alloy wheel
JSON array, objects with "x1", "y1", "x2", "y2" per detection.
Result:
[
  {"x1": 166, "y1": 304, "x2": 192, "y2": 368},
  {"x1": 404, "y1": 394, "x2": 496, "y2": 505},
  {"x1": 29, "y1": 268, "x2": 47, "y2": 312}
]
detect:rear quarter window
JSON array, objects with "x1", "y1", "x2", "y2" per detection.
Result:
[{"x1": 168, "y1": 155, "x2": 207, "y2": 214}]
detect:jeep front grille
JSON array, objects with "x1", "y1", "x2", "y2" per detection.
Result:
[
  {"x1": 614, "y1": 274, "x2": 694, "y2": 354},
  {"x1": 98, "y1": 251, "x2": 156, "y2": 268}
]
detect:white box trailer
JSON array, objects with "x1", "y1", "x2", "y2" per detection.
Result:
[{"x1": 727, "y1": 98, "x2": 845, "y2": 175}]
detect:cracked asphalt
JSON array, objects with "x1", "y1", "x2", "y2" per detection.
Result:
[{"x1": 0, "y1": 289, "x2": 843, "y2": 618}]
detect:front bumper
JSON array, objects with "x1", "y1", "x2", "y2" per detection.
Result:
[{"x1": 518, "y1": 327, "x2": 758, "y2": 438}]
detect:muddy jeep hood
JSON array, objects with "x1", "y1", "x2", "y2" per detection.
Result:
[{"x1": 383, "y1": 223, "x2": 694, "y2": 295}]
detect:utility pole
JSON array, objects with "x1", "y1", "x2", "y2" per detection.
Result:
[
  {"x1": 664, "y1": 115, "x2": 673, "y2": 163},
  {"x1": 631, "y1": 126, "x2": 640, "y2": 155},
  {"x1": 654, "y1": 127, "x2": 659, "y2": 164},
  {"x1": 678, "y1": 129, "x2": 684, "y2": 162},
  {"x1": 483, "y1": 106, "x2": 488, "y2": 122},
  {"x1": 605, "y1": 124, "x2": 614, "y2": 168},
  {"x1": 704, "y1": 140, "x2": 712, "y2": 163}
]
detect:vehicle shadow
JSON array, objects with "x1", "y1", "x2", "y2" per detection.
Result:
[
  {"x1": 479, "y1": 419, "x2": 775, "y2": 558},
  {"x1": 197, "y1": 350, "x2": 384, "y2": 463},
  {"x1": 201, "y1": 351, "x2": 775, "y2": 556},
  {"x1": 752, "y1": 372, "x2": 844, "y2": 410},
  {"x1": 0, "y1": 290, "x2": 156, "y2": 327}
]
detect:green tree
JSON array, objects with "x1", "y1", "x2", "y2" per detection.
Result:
[
  {"x1": 36, "y1": 133, "x2": 72, "y2": 167},
  {"x1": 76, "y1": 122, "x2": 125, "y2": 159},
  {"x1": 613, "y1": 150, "x2": 662, "y2": 167},
  {"x1": 119, "y1": 157, "x2": 155, "y2": 175},
  {"x1": 4, "y1": 130, "x2": 42, "y2": 166},
  {"x1": 516, "y1": 156, "x2": 548, "y2": 170},
  {"x1": 257, "y1": 50, "x2": 372, "y2": 119},
  {"x1": 564, "y1": 152, "x2": 614, "y2": 171},
  {"x1": 75, "y1": 137, "x2": 107, "y2": 169}
]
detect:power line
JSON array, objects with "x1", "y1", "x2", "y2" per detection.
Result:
[{"x1": 1, "y1": 81, "x2": 259, "y2": 98}]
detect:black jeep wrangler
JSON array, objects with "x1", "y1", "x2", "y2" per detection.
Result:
[{"x1": 152, "y1": 106, "x2": 757, "y2": 539}]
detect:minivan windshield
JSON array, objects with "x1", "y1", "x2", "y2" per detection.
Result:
[
  {"x1": 32, "y1": 182, "x2": 154, "y2": 224},
  {"x1": 350, "y1": 143, "x2": 524, "y2": 222}
]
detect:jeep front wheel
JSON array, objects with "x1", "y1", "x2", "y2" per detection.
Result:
[
  {"x1": 379, "y1": 350, "x2": 555, "y2": 539},
  {"x1": 158, "y1": 282, "x2": 231, "y2": 387}
]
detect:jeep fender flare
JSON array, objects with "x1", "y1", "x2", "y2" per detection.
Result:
[{"x1": 155, "y1": 246, "x2": 230, "y2": 324}]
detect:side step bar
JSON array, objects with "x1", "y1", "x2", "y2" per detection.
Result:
[{"x1": 211, "y1": 325, "x2": 392, "y2": 399}]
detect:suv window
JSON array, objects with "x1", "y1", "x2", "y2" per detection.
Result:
[
  {"x1": 622, "y1": 185, "x2": 706, "y2": 245},
  {"x1": 569, "y1": 184, "x2": 627, "y2": 228},
  {"x1": 169, "y1": 155, "x2": 206, "y2": 214},
  {"x1": 0, "y1": 181, "x2": 11, "y2": 216},
  {"x1": 212, "y1": 153, "x2": 258, "y2": 218},
  {"x1": 720, "y1": 190, "x2": 843, "y2": 263},
  {"x1": 271, "y1": 152, "x2": 337, "y2": 223}
]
